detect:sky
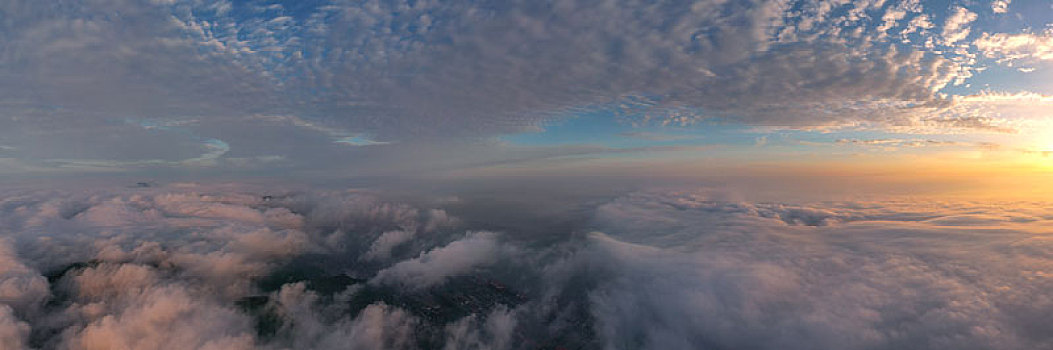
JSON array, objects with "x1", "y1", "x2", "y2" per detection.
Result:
[
  {"x1": 4, "y1": 1, "x2": 1053, "y2": 350},
  {"x1": 0, "y1": 0, "x2": 1052, "y2": 192}
]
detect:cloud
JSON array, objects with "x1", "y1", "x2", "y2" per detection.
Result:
[
  {"x1": 362, "y1": 230, "x2": 416, "y2": 261},
  {"x1": 442, "y1": 306, "x2": 518, "y2": 350},
  {"x1": 0, "y1": 0, "x2": 1037, "y2": 173},
  {"x1": 991, "y1": 0, "x2": 1011, "y2": 14},
  {"x1": 0, "y1": 240, "x2": 49, "y2": 315},
  {"x1": 832, "y1": 138, "x2": 1000, "y2": 150},
  {"x1": 316, "y1": 303, "x2": 419, "y2": 350},
  {"x1": 64, "y1": 286, "x2": 257, "y2": 350},
  {"x1": 0, "y1": 182, "x2": 477, "y2": 349},
  {"x1": 370, "y1": 231, "x2": 504, "y2": 289},
  {"x1": 0, "y1": 306, "x2": 30, "y2": 350},
  {"x1": 942, "y1": 7, "x2": 978, "y2": 45},
  {"x1": 3, "y1": 182, "x2": 1053, "y2": 349},
  {"x1": 618, "y1": 132, "x2": 700, "y2": 142},
  {"x1": 586, "y1": 188, "x2": 1053, "y2": 349},
  {"x1": 271, "y1": 283, "x2": 420, "y2": 350},
  {"x1": 975, "y1": 30, "x2": 1053, "y2": 63}
]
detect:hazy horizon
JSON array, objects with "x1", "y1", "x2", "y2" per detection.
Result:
[{"x1": 2, "y1": 0, "x2": 1053, "y2": 349}]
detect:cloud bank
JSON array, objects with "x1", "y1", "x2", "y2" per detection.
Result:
[{"x1": 0, "y1": 183, "x2": 1051, "y2": 349}]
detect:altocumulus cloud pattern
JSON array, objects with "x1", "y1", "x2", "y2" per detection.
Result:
[
  {"x1": 2, "y1": 0, "x2": 1053, "y2": 349},
  {"x1": 2, "y1": 0, "x2": 1052, "y2": 174},
  {"x1": 0, "y1": 183, "x2": 1051, "y2": 349}
]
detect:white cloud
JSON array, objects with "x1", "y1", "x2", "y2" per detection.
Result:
[
  {"x1": 0, "y1": 0, "x2": 1030, "y2": 173},
  {"x1": 992, "y1": 0, "x2": 1011, "y2": 14},
  {"x1": 362, "y1": 230, "x2": 416, "y2": 261},
  {"x1": 975, "y1": 31, "x2": 1053, "y2": 63},
  {"x1": 4, "y1": 182, "x2": 1053, "y2": 349},
  {"x1": 942, "y1": 7, "x2": 978, "y2": 45},
  {"x1": 584, "y1": 188, "x2": 1053, "y2": 349},
  {"x1": 371, "y1": 231, "x2": 504, "y2": 289}
]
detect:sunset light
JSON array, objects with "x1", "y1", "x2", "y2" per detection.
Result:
[{"x1": 1, "y1": 1, "x2": 1053, "y2": 349}]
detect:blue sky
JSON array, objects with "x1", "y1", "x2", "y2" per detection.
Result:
[{"x1": 0, "y1": 0, "x2": 1052, "y2": 177}]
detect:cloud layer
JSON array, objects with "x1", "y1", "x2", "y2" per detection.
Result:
[
  {"x1": 0, "y1": 183, "x2": 1052, "y2": 349},
  {"x1": 0, "y1": 0, "x2": 1048, "y2": 172}
]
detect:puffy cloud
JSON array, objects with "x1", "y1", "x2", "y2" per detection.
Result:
[
  {"x1": 443, "y1": 306, "x2": 519, "y2": 350},
  {"x1": 991, "y1": 0, "x2": 1011, "y2": 14},
  {"x1": 0, "y1": 306, "x2": 30, "y2": 350},
  {"x1": 0, "y1": 182, "x2": 484, "y2": 349},
  {"x1": 300, "y1": 0, "x2": 984, "y2": 133},
  {"x1": 315, "y1": 303, "x2": 419, "y2": 350},
  {"x1": 4, "y1": 182, "x2": 1053, "y2": 349},
  {"x1": 62, "y1": 286, "x2": 257, "y2": 350},
  {"x1": 942, "y1": 7, "x2": 978, "y2": 45},
  {"x1": 371, "y1": 231, "x2": 504, "y2": 289},
  {"x1": 362, "y1": 209, "x2": 456, "y2": 261},
  {"x1": 0, "y1": 240, "x2": 49, "y2": 315},
  {"x1": 0, "y1": 0, "x2": 1034, "y2": 173},
  {"x1": 975, "y1": 30, "x2": 1053, "y2": 63},
  {"x1": 362, "y1": 230, "x2": 416, "y2": 262},
  {"x1": 586, "y1": 189, "x2": 1053, "y2": 349},
  {"x1": 268, "y1": 283, "x2": 421, "y2": 350}
]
